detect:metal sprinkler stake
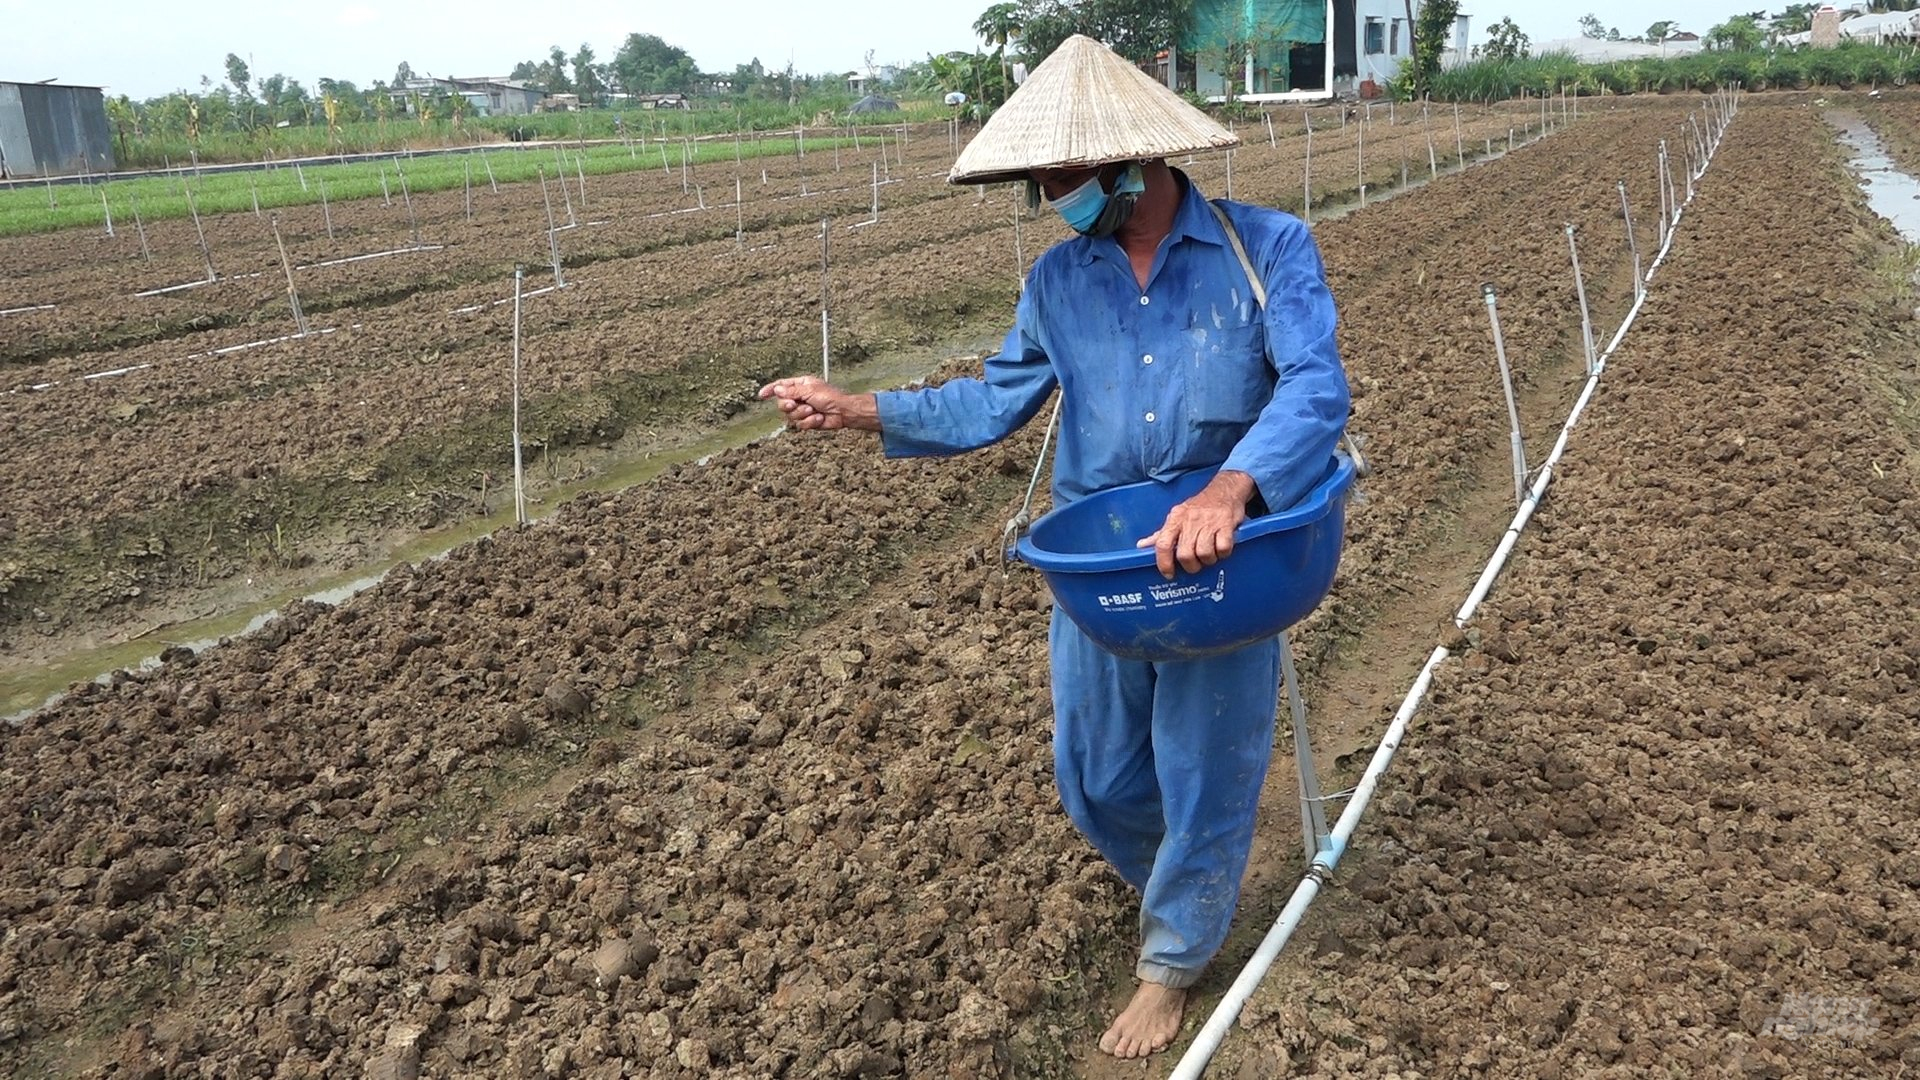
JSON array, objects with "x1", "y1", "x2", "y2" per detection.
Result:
[
  {"x1": 1280, "y1": 633, "x2": 1330, "y2": 863},
  {"x1": 510, "y1": 266, "x2": 528, "y2": 525},
  {"x1": 184, "y1": 184, "x2": 215, "y2": 282},
  {"x1": 130, "y1": 196, "x2": 152, "y2": 262},
  {"x1": 819, "y1": 219, "x2": 831, "y2": 382},
  {"x1": 399, "y1": 168, "x2": 420, "y2": 247},
  {"x1": 1013, "y1": 192, "x2": 1025, "y2": 287},
  {"x1": 1482, "y1": 284, "x2": 1529, "y2": 510},
  {"x1": 1656, "y1": 145, "x2": 1669, "y2": 239},
  {"x1": 269, "y1": 215, "x2": 310, "y2": 337},
  {"x1": 538, "y1": 167, "x2": 564, "y2": 289},
  {"x1": 1565, "y1": 224, "x2": 1597, "y2": 376},
  {"x1": 1303, "y1": 117, "x2": 1313, "y2": 223},
  {"x1": 1618, "y1": 180, "x2": 1643, "y2": 298}
]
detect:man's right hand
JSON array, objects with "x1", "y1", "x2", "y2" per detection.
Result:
[{"x1": 757, "y1": 376, "x2": 881, "y2": 432}]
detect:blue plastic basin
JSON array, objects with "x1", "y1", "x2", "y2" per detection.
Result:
[{"x1": 1015, "y1": 457, "x2": 1354, "y2": 662}]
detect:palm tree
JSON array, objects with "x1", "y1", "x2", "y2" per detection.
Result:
[
  {"x1": 974, "y1": 2, "x2": 1025, "y2": 51},
  {"x1": 974, "y1": 3, "x2": 1024, "y2": 86}
]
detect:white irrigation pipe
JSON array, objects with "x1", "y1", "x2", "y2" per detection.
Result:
[
  {"x1": 1169, "y1": 89, "x2": 1740, "y2": 1080},
  {"x1": 6, "y1": 325, "x2": 353, "y2": 397},
  {"x1": 0, "y1": 304, "x2": 55, "y2": 317},
  {"x1": 134, "y1": 270, "x2": 265, "y2": 298},
  {"x1": 450, "y1": 279, "x2": 575, "y2": 316},
  {"x1": 298, "y1": 244, "x2": 443, "y2": 271}
]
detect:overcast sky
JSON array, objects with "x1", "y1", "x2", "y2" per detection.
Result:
[{"x1": 2, "y1": 1, "x2": 1776, "y2": 100}]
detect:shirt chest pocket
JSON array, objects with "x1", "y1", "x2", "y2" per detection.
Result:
[{"x1": 1182, "y1": 308, "x2": 1271, "y2": 430}]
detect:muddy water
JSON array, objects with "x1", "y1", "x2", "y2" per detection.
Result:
[
  {"x1": 1831, "y1": 109, "x2": 1920, "y2": 242},
  {"x1": 2, "y1": 333, "x2": 999, "y2": 722}
]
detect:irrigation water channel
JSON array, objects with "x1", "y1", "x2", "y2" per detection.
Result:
[
  {"x1": 1830, "y1": 108, "x2": 1920, "y2": 242},
  {"x1": 1, "y1": 136, "x2": 1535, "y2": 723}
]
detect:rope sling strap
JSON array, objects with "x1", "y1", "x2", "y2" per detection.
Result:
[{"x1": 1001, "y1": 199, "x2": 1368, "y2": 567}]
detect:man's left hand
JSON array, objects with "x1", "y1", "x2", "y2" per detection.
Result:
[{"x1": 1136, "y1": 470, "x2": 1257, "y2": 580}]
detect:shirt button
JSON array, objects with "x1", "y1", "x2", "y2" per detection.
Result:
[
  {"x1": 1142, "y1": 354, "x2": 1154, "y2": 365},
  {"x1": 1144, "y1": 411, "x2": 1157, "y2": 423},
  {"x1": 1139, "y1": 296, "x2": 1150, "y2": 306}
]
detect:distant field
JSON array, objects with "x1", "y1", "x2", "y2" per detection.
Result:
[{"x1": 0, "y1": 130, "x2": 905, "y2": 238}]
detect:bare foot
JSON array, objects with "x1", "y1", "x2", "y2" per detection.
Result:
[{"x1": 1098, "y1": 980, "x2": 1187, "y2": 1059}]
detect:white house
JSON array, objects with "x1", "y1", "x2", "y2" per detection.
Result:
[{"x1": 1169, "y1": 0, "x2": 1473, "y2": 103}]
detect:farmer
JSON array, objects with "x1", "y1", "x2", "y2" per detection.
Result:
[{"x1": 759, "y1": 35, "x2": 1348, "y2": 1059}]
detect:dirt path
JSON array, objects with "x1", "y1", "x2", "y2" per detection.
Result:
[{"x1": 1207, "y1": 100, "x2": 1920, "y2": 1078}]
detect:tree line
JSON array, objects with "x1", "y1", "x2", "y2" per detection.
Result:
[
  {"x1": 104, "y1": 32, "x2": 905, "y2": 143},
  {"x1": 1480, "y1": 5, "x2": 1918, "y2": 63}
]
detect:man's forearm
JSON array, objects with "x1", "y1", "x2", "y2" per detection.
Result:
[
  {"x1": 1206, "y1": 469, "x2": 1257, "y2": 505},
  {"x1": 850, "y1": 392, "x2": 883, "y2": 432}
]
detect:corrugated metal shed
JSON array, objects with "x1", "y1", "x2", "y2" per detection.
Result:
[{"x1": 0, "y1": 81, "x2": 116, "y2": 178}]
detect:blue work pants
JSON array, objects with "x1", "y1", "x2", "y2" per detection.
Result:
[{"x1": 1048, "y1": 608, "x2": 1281, "y2": 988}]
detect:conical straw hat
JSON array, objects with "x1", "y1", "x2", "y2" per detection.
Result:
[{"x1": 949, "y1": 34, "x2": 1240, "y2": 185}]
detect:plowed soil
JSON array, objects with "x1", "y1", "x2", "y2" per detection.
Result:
[
  {"x1": 0, "y1": 102, "x2": 1563, "y2": 649},
  {"x1": 1217, "y1": 101, "x2": 1920, "y2": 1077},
  {"x1": 0, "y1": 94, "x2": 1838, "y2": 1080}
]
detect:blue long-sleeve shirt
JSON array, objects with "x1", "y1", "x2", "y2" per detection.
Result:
[{"x1": 875, "y1": 171, "x2": 1349, "y2": 514}]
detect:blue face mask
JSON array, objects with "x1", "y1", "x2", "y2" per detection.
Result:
[{"x1": 1047, "y1": 163, "x2": 1146, "y2": 236}]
